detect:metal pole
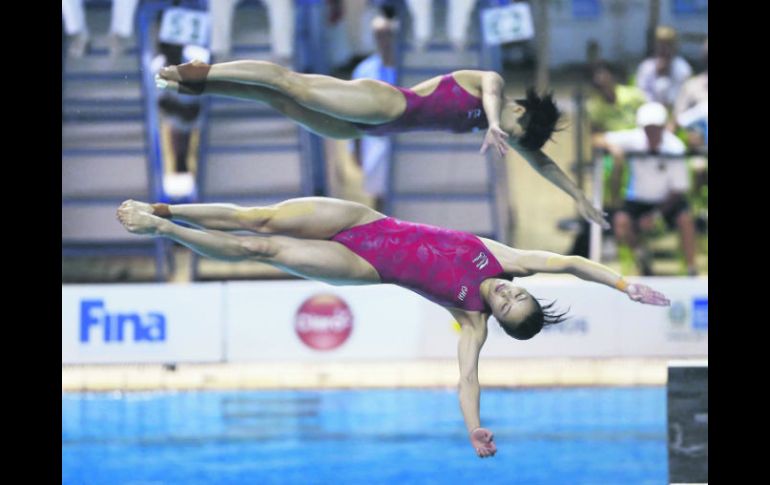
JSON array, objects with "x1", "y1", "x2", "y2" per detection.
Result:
[
  {"x1": 574, "y1": 88, "x2": 584, "y2": 191},
  {"x1": 588, "y1": 152, "x2": 603, "y2": 262}
]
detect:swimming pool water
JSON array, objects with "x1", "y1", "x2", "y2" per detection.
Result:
[{"x1": 62, "y1": 387, "x2": 667, "y2": 485}]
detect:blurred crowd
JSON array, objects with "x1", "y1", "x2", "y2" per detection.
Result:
[{"x1": 583, "y1": 26, "x2": 707, "y2": 276}]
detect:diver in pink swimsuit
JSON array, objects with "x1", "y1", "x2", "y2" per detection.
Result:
[
  {"x1": 351, "y1": 74, "x2": 489, "y2": 135},
  {"x1": 332, "y1": 216, "x2": 505, "y2": 312},
  {"x1": 117, "y1": 196, "x2": 669, "y2": 460},
  {"x1": 156, "y1": 59, "x2": 609, "y2": 228}
]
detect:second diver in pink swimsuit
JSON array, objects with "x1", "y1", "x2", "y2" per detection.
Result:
[
  {"x1": 155, "y1": 59, "x2": 611, "y2": 229},
  {"x1": 352, "y1": 74, "x2": 489, "y2": 135}
]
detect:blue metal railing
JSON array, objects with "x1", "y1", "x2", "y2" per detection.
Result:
[
  {"x1": 137, "y1": 0, "x2": 207, "y2": 203},
  {"x1": 62, "y1": 0, "x2": 182, "y2": 281},
  {"x1": 294, "y1": 0, "x2": 329, "y2": 195},
  {"x1": 191, "y1": 0, "x2": 318, "y2": 278}
]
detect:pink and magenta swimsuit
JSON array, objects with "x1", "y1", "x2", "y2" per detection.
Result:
[
  {"x1": 331, "y1": 217, "x2": 506, "y2": 311},
  {"x1": 352, "y1": 74, "x2": 489, "y2": 136}
]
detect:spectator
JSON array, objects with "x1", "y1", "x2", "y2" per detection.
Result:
[
  {"x1": 593, "y1": 102, "x2": 698, "y2": 276},
  {"x1": 673, "y1": 39, "x2": 707, "y2": 233},
  {"x1": 587, "y1": 62, "x2": 647, "y2": 134},
  {"x1": 61, "y1": 0, "x2": 140, "y2": 59},
  {"x1": 587, "y1": 61, "x2": 648, "y2": 209},
  {"x1": 635, "y1": 26, "x2": 692, "y2": 109},
  {"x1": 209, "y1": 0, "x2": 294, "y2": 65},
  {"x1": 405, "y1": 0, "x2": 477, "y2": 52},
  {"x1": 348, "y1": 5, "x2": 399, "y2": 210},
  {"x1": 565, "y1": 62, "x2": 647, "y2": 258},
  {"x1": 674, "y1": 39, "x2": 708, "y2": 152}
]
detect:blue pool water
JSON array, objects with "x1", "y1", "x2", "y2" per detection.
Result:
[{"x1": 62, "y1": 387, "x2": 667, "y2": 484}]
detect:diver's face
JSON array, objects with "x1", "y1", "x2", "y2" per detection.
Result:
[
  {"x1": 502, "y1": 101, "x2": 527, "y2": 138},
  {"x1": 486, "y1": 279, "x2": 537, "y2": 325}
]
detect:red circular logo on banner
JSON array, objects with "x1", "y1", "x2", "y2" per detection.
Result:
[{"x1": 294, "y1": 294, "x2": 354, "y2": 351}]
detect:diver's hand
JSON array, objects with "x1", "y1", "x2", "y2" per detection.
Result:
[
  {"x1": 480, "y1": 125, "x2": 509, "y2": 159},
  {"x1": 470, "y1": 427, "x2": 497, "y2": 458},
  {"x1": 627, "y1": 283, "x2": 671, "y2": 306},
  {"x1": 576, "y1": 197, "x2": 610, "y2": 229}
]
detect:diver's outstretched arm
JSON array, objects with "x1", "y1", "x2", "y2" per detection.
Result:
[
  {"x1": 515, "y1": 147, "x2": 610, "y2": 229},
  {"x1": 505, "y1": 249, "x2": 671, "y2": 306},
  {"x1": 452, "y1": 310, "x2": 497, "y2": 459}
]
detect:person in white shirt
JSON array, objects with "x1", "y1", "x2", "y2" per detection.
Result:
[
  {"x1": 593, "y1": 102, "x2": 698, "y2": 276},
  {"x1": 348, "y1": 7, "x2": 399, "y2": 210},
  {"x1": 636, "y1": 26, "x2": 692, "y2": 108}
]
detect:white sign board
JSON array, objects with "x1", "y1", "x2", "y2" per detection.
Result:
[
  {"x1": 159, "y1": 7, "x2": 210, "y2": 47},
  {"x1": 62, "y1": 284, "x2": 224, "y2": 364},
  {"x1": 62, "y1": 277, "x2": 707, "y2": 364},
  {"x1": 481, "y1": 3, "x2": 535, "y2": 46}
]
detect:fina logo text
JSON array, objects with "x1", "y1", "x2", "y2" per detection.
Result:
[{"x1": 80, "y1": 299, "x2": 166, "y2": 343}]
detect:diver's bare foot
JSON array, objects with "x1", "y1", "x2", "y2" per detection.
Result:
[
  {"x1": 155, "y1": 73, "x2": 206, "y2": 95},
  {"x1": 155, "y1": 74, "x2": 176, "y2": 91},
  {"x1": 158, "y1": 59, "x2": 211, "y2": 83},
  {"x1": 154, "y1": 74, "x2": 203, "y2": 95},
  {"x1": 121, "y1": 200, "x2": 153, "y2": 214},
  {"x1": 117, "y1": 200, "x2": 165, "y2": 235}
]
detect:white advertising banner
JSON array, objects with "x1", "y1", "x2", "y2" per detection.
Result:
[
  {"x1": 225, "y1": 280, "x2": 425, "y2": 362},
  {"x1": 62, "y1": 284, "x2": 224, "y2": 364},
  {"x1": 62, "y1": 277, "x2": 707, "y2": 364}
]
